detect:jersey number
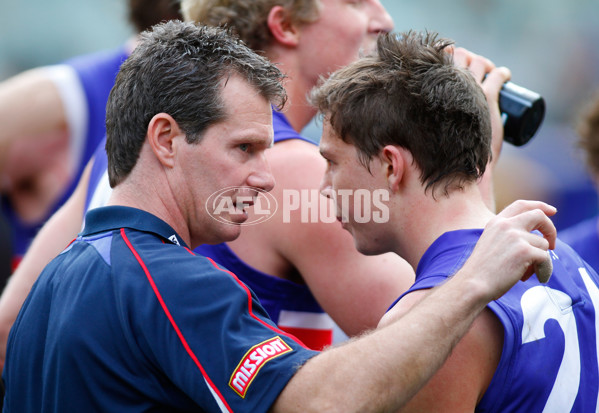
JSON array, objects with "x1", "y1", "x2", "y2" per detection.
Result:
[{"x1": 521, "y1": 267, "x2": 599, "y2": 412}]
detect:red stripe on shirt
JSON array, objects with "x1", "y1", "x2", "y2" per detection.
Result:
[{"x1": 121, "y1": 228, "x2": 233, "y2": 412}]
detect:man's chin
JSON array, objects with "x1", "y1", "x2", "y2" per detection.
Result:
[
  {"x1": 220, "y1": 224, "x2": 243, "y2": 241},
  {"x1": 196, "y1": 225, "x2": 242, "y2": 247}
]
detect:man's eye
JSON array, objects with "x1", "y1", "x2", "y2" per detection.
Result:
[{"x1": 239, "y1": 143, "x2": 249, "y2": 152}]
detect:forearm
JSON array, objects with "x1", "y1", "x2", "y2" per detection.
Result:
[
  {"x1": 272, "y1": 200, "x2": 557, "y2": 412},
  {"x1": 272, "y1": 275, "x2": 488, "y2": 413}
]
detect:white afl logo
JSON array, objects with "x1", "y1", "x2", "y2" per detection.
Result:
[{"x1": 206, "y1": 186, "x2": 278, "y2": 226}]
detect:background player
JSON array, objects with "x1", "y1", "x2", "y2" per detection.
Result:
[
  {"x1": 560, "y1": 89, "x2": 599, "y2": 272},
  {"x1": 0, "y1": 0, "x2": 181, "y2": 275}
]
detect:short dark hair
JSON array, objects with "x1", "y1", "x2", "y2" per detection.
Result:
[
  {"x1": 128, "y1": 0, "x2": 182, "y2": 33},
  {"x1": 105, "y1": 20, "x2": 286, "y2": 187},
  {"x1": 310, "y1": 31, "x2": 492, "y2": 197}
]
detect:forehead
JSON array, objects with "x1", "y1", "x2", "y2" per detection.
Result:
[
  {"x1": 304, "y1": 0, "x2": 364, "y2": 27},
  {"x1": 319, "y1": 119, "x2": 355, "y2": 156},
  {"x1": 220, "y1": 75, "x2": 267, "y2": 112},
  {"x1": 217, "y1": 75, "x2": 273, "y2": 134},
  {"x1": 318, "y1": 0, "x2": 355, "y2": 10},
  {"x1": 194, "y1": 75, "x2": 274, "y2": 152}
]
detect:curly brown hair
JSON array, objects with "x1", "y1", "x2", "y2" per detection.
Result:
[{"x1": 180, "y1": 0, "x2": 321, "y2": 53}]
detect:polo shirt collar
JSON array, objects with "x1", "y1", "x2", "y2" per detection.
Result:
[{"x1": 81, "y1": 206, "x2": 189, "y2": 249}]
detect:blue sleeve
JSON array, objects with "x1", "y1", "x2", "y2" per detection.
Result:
[
  {"x1": 120, "y1": 243, "x2": 318, "y2": 412},
  {"x1": 65, "y1": 46, "x2": 129, "y2": 171}
]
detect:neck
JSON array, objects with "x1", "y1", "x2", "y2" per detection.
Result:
[
  {"x1": 281, "y1": 95, "x2": 318, "y2": 133},
  {"x1": 106, "y1": 147, "x2": 191, "y2": 247},
  {"x1": 392, "y1": 184, "x2": 495, "y2": 270},
  {"x1": 266, "y1": 49, "x2": 318, "y2": 132}
]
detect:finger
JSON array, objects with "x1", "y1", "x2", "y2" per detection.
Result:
[
  {"x1": 521, "y1": 267, "x2": 534, "y2": 282},
  {"x1": 531, "y1": 214, "x2": 557, "y2": 250},
  {"x1": 518, "y1": 230, "x2": 551, "y2": 251},
  {"x1": 481, "y1": 66, "x2": 511, "y2": 98},
  {"x1": 509, "y1": 209, "x2": 557, "y2": 249},
  {"x1": 451, "y1": 47, "x2": 470, "y2": 68},
  {"x1": 468, "y1": 55, "x2": 495, "y2": 83},
  {"x1": 522, "y1": 249, "x2": 553, "y2": 283},
  {"x1": 498, "y1": 200, "x2": 557, "y2": 219},
  {"x1": 508, "y1": 209, "x2": 557, "y2": 250},
  {"x1": 519, "y1": 242, "x2": 553, "y2": 283}
]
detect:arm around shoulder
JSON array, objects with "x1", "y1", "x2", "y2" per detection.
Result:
[
  {"x1": 270, "y1": 199, "x2": 557, "y2": 412},
  {"x1": 270, "y1": 266, "x2": 501, "y2": 413}
]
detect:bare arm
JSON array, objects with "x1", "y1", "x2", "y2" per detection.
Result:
[
  {"x1": 0, "y1": 67, "x2": 81, "y2": 223},
  {"x1": 271, "y1": 200, "x2": 557, "y2": 412},
  {"x1": 380, "y1": 291, "x2": 503, "y2": 412},
  {"x1": 0, "y1": 68, "x2": 68, "y2": 173},
  {"x1": 0, "y1": 160, "x2": 90, "y2": 373}
]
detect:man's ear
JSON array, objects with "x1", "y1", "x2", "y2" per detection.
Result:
[
  {"x1": 146, "y1": 113, "x2": 181, "y2": 168},
  {"x1": 381, "y1": 145, "x2": 406, "y2": 193},
  {"x1": 267, "y1": 5, "x2": 301, "y2": 47}
]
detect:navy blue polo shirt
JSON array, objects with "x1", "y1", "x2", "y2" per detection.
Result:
[{"x1": 2, "y1": 206, "x2": 317, "y2": 412}]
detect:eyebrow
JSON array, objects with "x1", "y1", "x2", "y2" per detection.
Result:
[{"x1": 231, "y1": 134, "x2": 273, "y2": 148}]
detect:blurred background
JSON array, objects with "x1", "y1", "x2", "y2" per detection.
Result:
[
  {"x1": 384, "y1": 0, "x2": 599, "y2": 231},
  {"x1": 1, "y1": 0, "x2": 598, "y2": 230}
]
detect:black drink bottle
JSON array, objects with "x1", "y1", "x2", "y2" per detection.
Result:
[{"x1": 499, "y1": 81, "x2": 545, "y2": 146}]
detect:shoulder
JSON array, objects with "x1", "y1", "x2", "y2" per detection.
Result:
[
  {"x1": 63, "y1": 45, "x2": 129, "y2": 73},
  {"x1": 0, "y1": 65, "x2": 68, "y2": 105},
  {"x1": 267, "y1": 139, "x2": 325, "y2": 188},
  {"x1": 113, "y1": 231, "x2": 214, "y2": 274},
  {"x1": 381, "y1": 288, "x2": 503, "y2": 411},
  {"x1": 105, "y1": 233, "x2": 253, "y2": 309},
  {"x1": 126, "y1": 235, "x2": 244, "y2": 283},
  {"x1": 269, "y1": 138, "x2": 321, "y2": 162}
]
